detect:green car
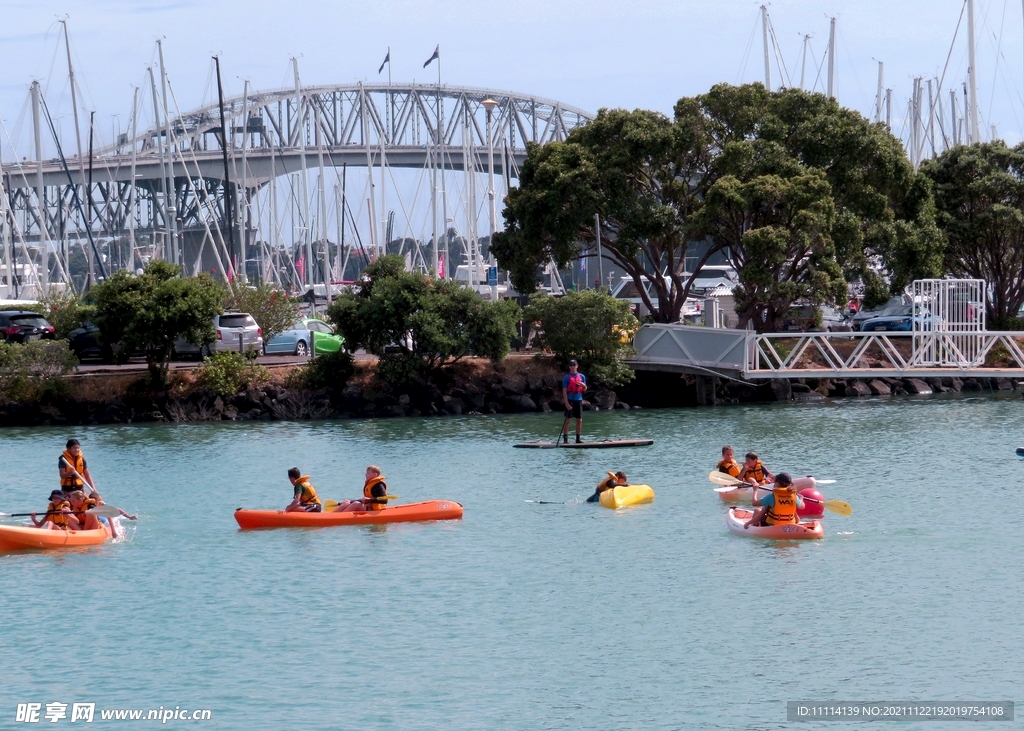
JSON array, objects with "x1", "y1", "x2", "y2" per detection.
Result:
[{"x1": 265, "y1": 318, "x2": 344, "y2": 356}]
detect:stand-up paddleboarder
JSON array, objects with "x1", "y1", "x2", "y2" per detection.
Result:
[{"x1": 561, "y1": 359, "x2": 587, "y2": 444}]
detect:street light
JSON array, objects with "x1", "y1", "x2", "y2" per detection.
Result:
[{"x1": 481, "y1": 98, "x2": 498, "y2": 301}]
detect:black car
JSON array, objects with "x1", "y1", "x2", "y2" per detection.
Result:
[
  {"x1": 68, "y1": 321, "x2": 114, "y2": 362},
  {"x1": 0, "y1": 310, "x2": 55, "y2": 343}
]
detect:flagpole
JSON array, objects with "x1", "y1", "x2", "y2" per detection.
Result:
[{"x1": 437, "y1": 48, "x2": 448, "y2": 279}]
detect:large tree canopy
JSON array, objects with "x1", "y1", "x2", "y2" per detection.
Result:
[
  {"x1": 921, "y1": 141, "x2": 1024, "y2": 326},
  {"x1": 492, "y1": 83, "x2": 943, "y2": 330}
]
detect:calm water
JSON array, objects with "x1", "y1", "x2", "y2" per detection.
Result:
[{"x1": 1, "y1": 394, "x2": 1021, "y2": 729}]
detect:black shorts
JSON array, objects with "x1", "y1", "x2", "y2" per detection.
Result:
[
  {"x1": 301, "y1": 502, "x2": 323, "y2": 513},
  {"x1": 566, "y1": 401, "x2": 582, "y2": 419}
]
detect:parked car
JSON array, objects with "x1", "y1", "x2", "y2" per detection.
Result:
[
  {"x1": 264, "y1": 318, "x2": 344, "y2": 356},
  {"x1": 782, "y1": 305, "x2": 852, "y2": 332},
  {"x1": 173, "y1": 313, "x2": 264, "y2": 359},
  {"x1": 859, "y1": 304, "x2": 942, "y2": 332},
  {"x1": 0, "y1": 310, "x2": 55, "y2": 343},
  {"x1": 850, "y1": 297, "x2": 906, "y2": 331},
  {"x1": 68, "y1": 321, "x2": 113, "y2": 362}
]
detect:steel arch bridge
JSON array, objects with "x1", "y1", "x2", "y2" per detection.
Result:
[{"x1": 0, "y1": 82, "x2": 594, "y2": 291}]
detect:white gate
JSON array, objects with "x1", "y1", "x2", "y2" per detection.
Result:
[{"x1": 912, "y1": 279, "x2": 987, "y2": 366}]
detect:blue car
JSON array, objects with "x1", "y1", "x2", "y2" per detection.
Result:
[
  {"x1": 859, "y1": 304, "x2": 941, "y2": 332},
  {"x1": 264, "y1": 318, "x2": 344, "y2": 356}
]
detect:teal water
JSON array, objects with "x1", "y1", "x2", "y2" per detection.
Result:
[{"x1": 1, "y1": 395, "x2": 1021, "y2": 729}]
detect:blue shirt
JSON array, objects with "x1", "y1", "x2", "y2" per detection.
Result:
[{"x1": 562, "y1": 372, "x2": 587, "y2": 401}]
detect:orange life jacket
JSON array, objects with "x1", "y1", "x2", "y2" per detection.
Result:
[
  {"x1": 742, "y1": 460, "x2": 770, "y2": 485},
  {"x1": 363, "y1": 475, "x2": 388, "y2": 511},
  {"x1": 765, "y1": 488, "x2": 799, "y2": 525},
  {"x1": 294, "y1": 476, "x2": 321, "y2": 507},
  {"x1": 716, "y1": 458, "x2": 741, "y2": 478},
  {"x1": 565, "y1": 373, "x2": 586, "y2": 396},
  {"x1": 60, "y1": 450, "x2": 86, "y2": 489},
  {"x1": 47, "y1": 499, "x2": 72, "y2": 529}
]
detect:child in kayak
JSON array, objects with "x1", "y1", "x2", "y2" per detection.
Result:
[
  {"x1": 739, "y1": 452, "x2": 774, "y2": 485},
  {"x1": 31, "y1": 490, "x2": 79, "y2": 531},
  {"x1": 586, "y1": 471, "x2": 627, "y2": 503},
  {"x1": 716, "y1": 446, "x2": 741, "y2": 478},
  {"x1": 285, "y1": 468, "x2": 323, "y2": 512},
  {"x1": 744, "y1": 473, "x2": 804, "y2": 528},
  {"x1": 332, "y1": 465, "x2": 389, "y2": 512}
]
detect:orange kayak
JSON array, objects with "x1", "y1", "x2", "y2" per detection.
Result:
[
  {"x1": 726, "y1": 507, "x2": 823, "y2": 540},
  {"x1": 0, "y1": 523, "x2": 112, "y2": 552},
  {"x1": 234, "y1": 500, "x2": 463, "y2": 529}
]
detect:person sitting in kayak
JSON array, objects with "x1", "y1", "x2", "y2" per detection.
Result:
[
  {"x1": 31, "y1": 490, "x2": 79, "y2": 531},
  {"x1": 587, "y1": 471, "x2": 627, "y2": 503},
  {"x1": 285, "y1": 468, "x2": 323, "y2": 513},
  {"x1": 716, "y1": 446, "x2": 741, "y2": 478},
  {"x1": 66, "y1": 490, "x2": 103, "y2": 531},
  {"x1": 744, "y1": 473, "x2": 804, "y2": 529},
  {"x1": 738, "y1": 452, "x2": 774, "y2": 486},
  {"x1": 332, "y1": 465, "x2": 389, "y2": 512}
]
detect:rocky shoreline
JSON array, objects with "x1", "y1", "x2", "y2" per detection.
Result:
[{"x1": 0, "y1": 363, "x2": 1018, "y2": 427}]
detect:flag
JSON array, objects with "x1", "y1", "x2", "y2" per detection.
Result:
[
  {"x1": 378, "y1": 50, "x2": 390, "y2": 75},
  {"x1": 423, "y1": 45, "x2": 439, "y2": 68}
]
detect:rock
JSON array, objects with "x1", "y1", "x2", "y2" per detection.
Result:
[
  {"x1": 398, "y1": 393, "x2": 411, "y2": 406},
  {"x1": 847, "y1": 380, "x2": 872, "y2": 397},
  {"x1": 502, "y1": 378, "x2": 528, "y2": 395},
  {"x1": 541, "y1": 402, "x2": 552, "y2": 412},
  {"x1": 614, "y1": 401, "x2": 631, "y2": 410},
  {"x1": 867, "y1": 379, "x2": 890, "y2": 395},
  {"x1": 926, "y1": 377, "x2": 945, "y2": 393},
  {"x1": 961, "y1": 378, "x2": 982, "y2": 391},
  {"x1": 949, "y1": 377, "x2": 963, "y2": 391},
  {"x1": 463, "y1": 384, "x2": 486, "y2": 410},
  {"x1": 902, "y1": 378, "x2": 932, "y2": 395},
  {"x1": 245, "y1": 408, "x2": 263, "y2": 420},
  {"x1": 791, "y1": 383, "x2": 812, "y2": 393},
  {"x1": 359, "y1": 402, "x2": 378, "y2": 416},
  {"x1": 484, "y1": 401, "x2": 500, "y2": 414},
  {"x1": 995, "y1": 378, "x2": 1014, "y2": 391},
  {"x1": 222, "y1": 405, "x2": 239, "y2": 420},
  {"x1": 526, "y1": 374, "x2": 545, "y2": 393},
  {"x1": 769, "y1": 379, "x2": 792, "y2": 401},
  {"x1": 388, "y1": 405, "x2": 407, "y2": 418},
  {"x1": 792, "y1": 390, "x2": 825, "y2": 402},
  {"x1": 590, "y1": 389, "x2": 617, "y2": 410},
  {"x1": 213, "y1": 396, "x2": 225, "y2": 413},
  {"x1": 503, "y1": 394, "x2": 537, "y2": 413},
  {"x1": 441, "y1": 396, "x2": 464, "y2": 415}
]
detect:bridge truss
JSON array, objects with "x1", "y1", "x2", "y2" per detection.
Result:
[{"x1": 0, "y1": 82, "x2": 594, "y2": 295}]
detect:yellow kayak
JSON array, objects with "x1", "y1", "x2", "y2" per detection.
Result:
[{"x1": 598, "y1": 484, "x2": 655, "y2": 509}]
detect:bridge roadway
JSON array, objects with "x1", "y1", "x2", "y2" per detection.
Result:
[{"x1": 627, "y1": 323, "x2": 1024, "y2": 381}]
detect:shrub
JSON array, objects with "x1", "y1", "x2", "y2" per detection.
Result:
[
  {"x1": 0, "y1": 340, "x2": 79, "y2": 402},
  {"x1": 524, "y1": 290, "x2": 638, "y2": 387},
  {"x1": 196, "y1": 351, "x2": 269, "y2": 396},
  {"x1": 222, "y1": 283, "x2": 301, "y2": 343},
  {"x1": 28, "y1": 289, "x2": 95, "y2": 340},
  {"x1": 300, "y1": 350, "x2": 355, "y2": 391}
]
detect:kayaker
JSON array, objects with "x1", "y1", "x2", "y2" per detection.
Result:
[
  {"x1": 31, "y1": 490, "x2": 79, "y2": 531},
  {"x1": 716, "y1": 446, "x2": 741, "y2": 478},
  {"x1": 285, "y1": 468, "x2": 323, "y2": 513},
  {"x1": 59, "y1": 439, "x2": 96, "y2": 495},
  {"x1": 66, "y1": 490, "x2": 102, "y2": 531},
  {"x1": 744, "y1": 472, "x2": 804, "y2": 529},
  {"x1": 332, "y1": 465, "x2": 389, "y2": 513},
  {"x1": 586, "y1": 471, "x2": 627, "y2": 503},
  {"x1": 738, "y1": 452, "x2": 774, "y2": 486},
  {"x1": 561, "y1": 359, "x2": 588, "y2": 444}
]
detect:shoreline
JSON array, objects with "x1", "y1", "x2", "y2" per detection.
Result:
[{"x1": 1, "y1": 357, "x2": 1018, "y2": 427}]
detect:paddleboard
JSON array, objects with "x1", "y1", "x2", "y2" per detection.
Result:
[{"x1": 513, "y1": 439, "x2": 654, "y2": 449}]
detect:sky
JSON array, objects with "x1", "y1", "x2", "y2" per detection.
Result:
[{"x1": 2, "y1": 0, "x2": 1024, "y2": 158}]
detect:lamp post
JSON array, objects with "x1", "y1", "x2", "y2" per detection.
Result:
[{"x1": 482, "y1": 98, "x2": 498, "y2": 301}]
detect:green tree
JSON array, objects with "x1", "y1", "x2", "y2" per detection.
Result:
[
  {"x1": 0, "y1": 340, "x2": 79, "y2": 402},
  {"x1": 328, "y1": 255, "x2": 521, "y2": 386},
  {"x1": 921, "y1": 142, "x2": 1024, "y2": 325},
  {"x1": 524, "y1": 290, "x2": 638, "y2": 387},
  {"x1": 493, "y1": 84, "x2": 943, "y2": 330},
  {"x1": 91, "y1": 260, "x2": 225, "y2": 385},
  {"x1": 222, "y1": 282, "x2": 300, "y2": 343},
  {"x1": 28, "y1": 289, "x2": 95, "y2": 340}
]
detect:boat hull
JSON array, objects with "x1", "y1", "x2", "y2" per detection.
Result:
[
  {"x1": 726, "y1": 508, "x2": 823, "y2": 540},
  {"x1": 0, "y1": 524, "x2": 112, "y2": 552},
  {"x1": 234, "y1": 500, "x2": 463, "y2": 529},
  {"x1": 599, "y1": 484, "x2": 655, "y2": 509}
]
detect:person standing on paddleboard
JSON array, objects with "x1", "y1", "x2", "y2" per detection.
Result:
[
  {"x1": 562, "y1": 359, "x2": 588, "y2": 444},
  {"x1": 59, "y1": 439, "x2": 95, "y2": 495}
]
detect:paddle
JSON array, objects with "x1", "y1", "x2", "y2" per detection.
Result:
[
  {"x1": 525, "y1": 499, "x2": 573, "y2": 504},
  {"x1": 323, "y1": 496, "x2": 399, "y2": 511},
  {"x1": 0, "y1": 505, "x2": 122, "y2": 519},
  {"x1": 554, "y1": 413, "x2": 570, "y2": 448},
  {"x1": 708, "y1": 471, "x2": 835, "y2": 490}
]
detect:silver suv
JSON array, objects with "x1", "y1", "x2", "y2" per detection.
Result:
[{"x1": 174, "y1": 313, "x2": 264, "y2": 358}]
